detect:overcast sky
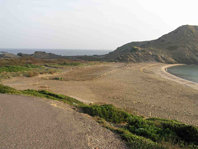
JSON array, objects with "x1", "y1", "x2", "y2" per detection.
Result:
[{"x1": 0, "y1": 0, "x2": 198, "y2": 50}]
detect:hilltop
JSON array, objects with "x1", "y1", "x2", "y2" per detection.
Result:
[
  {"x1": 18, "y1": 51, "x2": 62, "y2": 59},
  {"x1": 0, "y1": 52, "x2": 19, "y2": 59},
  {"x1": 104, "y1": 25, "x2": 198, "y2": 64},
  {"x1": 2, "y1": 25, "x2": 198, "y2": 64}
]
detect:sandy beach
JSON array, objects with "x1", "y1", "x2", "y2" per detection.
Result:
[
  {"x1": 2, "y1": 62, "x2": 198, "y2": 126},
  {"x1": 158, "y1": 64, "x2": 198, "y2": 91}
]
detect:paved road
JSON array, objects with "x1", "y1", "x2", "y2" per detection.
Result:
[{"x1": 0, "y1": 94, "x2": 127, "y2": 149}]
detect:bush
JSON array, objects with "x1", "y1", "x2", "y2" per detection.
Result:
[
  {"x1": 24, "y1": 71, "x2": 39, "y2": 77},
  {"x1": 53, "y1": 77, "x2": 64, "y2": 80},
  {"x1": 81, "y1": 104, "x2": 131, "y2": 123},
  {"x1": 161, "y1": 122, "x2": 198, "y2": 145},
  {"x1": 59, "y1": 62, "x2": 81, "y2": 66},
  {"x1": 81, "y1": 104, "x2": 198, "y2": 147},
  {"x1": 0, "y1": 65, "x2": 39, "y2": 73},
  {"x1": 0, "y1": 84, "x2": 21, "y2": 94},
  {"x1": 38, "y1": 90, "x2": 66, "y2": 99},
  {"x1": 127, "y1": 117, "x2": 176, "y2": 142},
  {"x1": 115, "y1": 129, "x2": 164, "y2": 149}
]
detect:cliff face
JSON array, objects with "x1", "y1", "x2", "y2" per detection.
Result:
[{"x1": 104, "y1": 25, "x2": 198, "y2": 64}]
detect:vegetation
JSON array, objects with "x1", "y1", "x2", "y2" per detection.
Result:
[
  {"x1": 112, "y1": 128, "x2": 163, "y2": 149},
  {"x1": 0, "y1": 85, "x2": 84, "y2": 107},
  {"x1": 80, "y1": 105, "x2": 198, "y2": 148},
  {"x1": 0, "y1": 83, "x2": 198, "y2": 149},
  {"x1": 59, "y1": 62, "x2": 82, "y2": 66},
  {"x1": 104, "y1": 25, "x2": 198, "y2": 64},
  {"x1": 0, "y1": 66, "x2": 58, "y2": 79},
  {"x1": 22, "y1": 89, "x2": 84, "y2": 106},
  {"x1": 0, "y1": 57, "x2": 88, "y2": 80},
  {"x1": 81, "y1": 104, "x2": 131, "y2": 123},
  {"x1": 52, "y1": 77, "x2": 64, "y2": 80},
  {"x1": 0, "y1": 84, "x2": 21, "y2": 94},
  {"x1": 0, "y1": 64, "x2": 39, "y2": 73}
]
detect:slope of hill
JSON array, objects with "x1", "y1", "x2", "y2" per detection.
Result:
[
  {"x1": 0, "y1": 52, "x2": 19, "y2": 59},
  {"x1": 104, "y1": 25, "x2": 198, "y2": 64},
  {"x1": 18, "y1": 51, "x2": 62, "y2": 59}
]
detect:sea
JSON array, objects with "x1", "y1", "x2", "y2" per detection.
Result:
[
  {"x1": 0, "y1": 49, "x2": 112, "y2": 56},
  {"x1": 167, "y1": 65, "x2": 198, "y2": 83}
]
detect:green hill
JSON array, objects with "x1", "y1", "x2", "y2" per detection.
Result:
[{"x1": 104, "y1": 25, "x2": 198, "y2": 64}]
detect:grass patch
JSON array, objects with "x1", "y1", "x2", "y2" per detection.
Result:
[
  {"x1": 0, "y1": 84, "x2": 84, "y2": 107},
  {"x1": 52, "y1": 77, "x2": 64, "y2": 81},
  {"x1": 0, "y1": 64, "x2": 39, "y2": 73},
  {"x1": 59, "y1": 62, "x2": 82, "y2": 66},
  {"x1": 116, "y1": 129, "x2": 164, "y2": 149},
  {"x1": 81, "y1": 104, "x2": 131, "y2": 123},
  {"x1": 0, "y1": 64, "x2": 41, "y2": 79},
  {"x1": 80, "y1": 104, "x2": 198, "y2": 148},
  {"x1": 44, "y1": 62, "x2": 84, "y2": 68},
  {"x1": 95, "y1": 117, "x2": 164, "y2": 149},
  {"x1": 0, "y1": 84, "x2": 198, "y2": 149},
  {"x1": 0, "y1": 84, "x2": 21, "y2": 94},
  {"x1": 147, "y1": 118, "x2": 198, "y2": 145},
  {"x1": 0, "y1": 58, "x2": 89, "y2": 80},
  {"x1": 0, "y1": 64, "x2": 59, "y2": 79},
  {"x1": 22, "y1": 89, "x2": 85, "y2": 107}
]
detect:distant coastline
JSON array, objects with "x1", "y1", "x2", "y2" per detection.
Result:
[{"x1": 0, "y1": 49, "x2": 112, "y2": 56}]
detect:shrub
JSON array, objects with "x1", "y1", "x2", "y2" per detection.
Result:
[
  {"x1": 81, "y1": 104, "x2": 131, "y2": 123},
  {"x1": 24, "y1": 71, "x2": 39, "y2": 77},
  {"x1": 53, "y1": 77, "x2": 64, "y2": 80},
  {"x1": 0, "y1": 65, "x2": 39, "y2": 73},
  {"x1": 127, "y1": 117, "x2": 177, "y2": 142},
  {"x1": 59, "y1": 62, "x2": 81, "y2": 66},
  {"x1": 0, "y1": 84, "x2": 21, "y2": 94},
  {"x1": 161, "y1": 122, "x2": 198, "y2": 145},
  {"x1": 115, "y1": 128, "x2": 164, "y2": 149},
  {"x1": 38, "y1": 90, "x2": 65, "y2": 99}
]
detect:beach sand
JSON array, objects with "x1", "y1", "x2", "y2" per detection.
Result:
[
  {"x1": 159, "y1": 64, "x2": 198, "y2": 91},
  {"x1": 2, "y1": 62, "x2": 198, "y2": 126}
]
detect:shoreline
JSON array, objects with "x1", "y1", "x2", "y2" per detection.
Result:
[
  {"x1": 160, "y1": 64, "x2": 198, "y2": 91},
  {"x1": 2, "y1": 62, "x2": 198, "y2": 125}
]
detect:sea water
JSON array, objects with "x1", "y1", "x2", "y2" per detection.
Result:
[
  {"x1": 167, "y1": 65, "x2": 198, "y2": 83},
  {"x1": 0, "y1": 49, "x2": 112, "y2": 56}
]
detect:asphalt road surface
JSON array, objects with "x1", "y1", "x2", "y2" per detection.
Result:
[{"x1": 0, "y1": 94, "x2": 127, "y2": 149}]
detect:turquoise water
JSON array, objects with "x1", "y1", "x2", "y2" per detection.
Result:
[{"x1": 167, "y1": 65, "x2": 198, "y2": 83}]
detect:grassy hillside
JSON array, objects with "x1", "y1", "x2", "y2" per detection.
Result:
[{"x1": 104, "y1": 25, "x2": 198, "y2": 64}]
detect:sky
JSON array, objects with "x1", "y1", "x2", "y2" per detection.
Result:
[{"x1": 0, "y1": 0, "x2": 198, "y2": 50}]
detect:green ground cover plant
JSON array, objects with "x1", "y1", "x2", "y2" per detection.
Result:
[
  {"x1": 59, "y1": 62, "x2": 82, "y2": 66},
  {"x1": 0, "y1": 64, "x2": 60, "y2": 79},
  {"x1": 0, "y1": 64, "x2": 39, "y2": 73},
  {"x1": 0, "y1": 58, "x2": 89, "y2": 79},
  {"x1": 52, "y1": 77, "x2": 64, "y2": 80},
  {"x1": 0, "y1": 84, "x2": 197, "y2": 149}
]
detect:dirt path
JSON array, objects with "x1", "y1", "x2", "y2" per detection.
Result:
[
  {"x1": 0, "y1": 94, "x2": 127, "y2": 149},
  {"x1": 2, "y1": 63, "x2": 198, "y2": 126}
]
